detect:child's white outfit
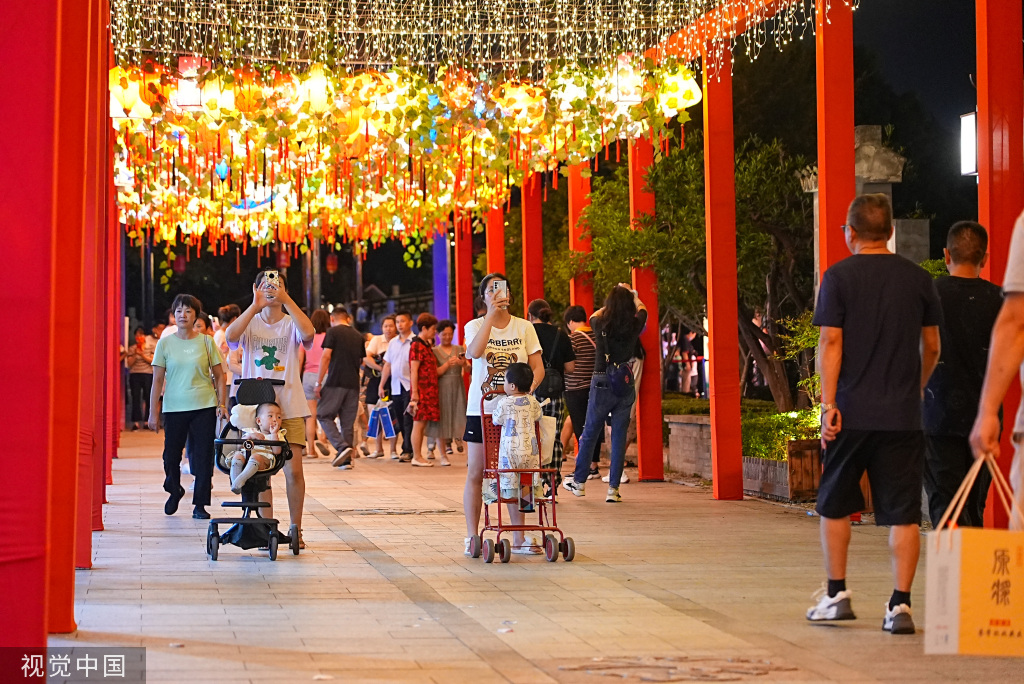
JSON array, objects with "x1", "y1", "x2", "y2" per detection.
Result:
[
  {"x1": 228, "y1": 427, "x2": 285, "y2": 493},
  {"x1": 485, "y1": 394, "x2": 542, "y2": 504}
]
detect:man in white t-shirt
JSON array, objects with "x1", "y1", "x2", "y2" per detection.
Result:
[
  {"x1": 380, "y1": 311, "x2": 415, "y2": 460},
  {"x1": 971, "y1": 209, "x2": 1024, "y2": 529},
  {"x1": 226, "y1": 270, "x2": 315, "y2": 545}
]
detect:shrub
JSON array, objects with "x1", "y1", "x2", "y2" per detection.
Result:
[{"x1": 740, "y1": 409, "x2": 820, "y2": 461}]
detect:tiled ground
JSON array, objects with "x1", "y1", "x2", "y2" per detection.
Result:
[{"x1": 52, "y1": 431, "x2": 1020, "y2": 682}]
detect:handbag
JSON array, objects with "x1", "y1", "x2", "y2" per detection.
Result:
[
  {"x1": 534, "y1": 331, "x2": 564, "y2": 401},
  {"x1": 367, "y1": 399, "x2": 396, "y2": 439},
  {"x1": 924, "y1": 452, "x2": 1024, "y2": 656}
]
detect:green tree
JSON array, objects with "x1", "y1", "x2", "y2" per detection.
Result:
[{"x1": 573, "y1": 132, "x2": 815, "y2": 411}]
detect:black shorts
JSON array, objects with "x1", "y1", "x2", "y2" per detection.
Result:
[
  {"x1": 463, "y1": 415, "x2": 483, "y2": 444},
  {"x1": 816, "y1": 429, "x2": 925, "y2": 526}
]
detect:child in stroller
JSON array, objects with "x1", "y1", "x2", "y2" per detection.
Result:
[
  {"x1": 227, "y1": 401, "x2": 285, "y2": 494},
  {"x1": 209, "y1": 378, "x2": 299, "y2": 561}
]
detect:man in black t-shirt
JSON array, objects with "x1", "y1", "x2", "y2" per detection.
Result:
[
  {"x1": 923, "y1": 222, "x2": 1003, "y2": 527},
  {"x1": 808, "y1": 194, "x2": 942, "y2": 635},
  {"x1": 315, "y1": 306, "x2": 367, "y2": 469}
]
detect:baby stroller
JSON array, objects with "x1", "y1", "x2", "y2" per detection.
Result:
[
  {"x1": 207, "y1": 378, "x2": 300, "y2": 561},
  {"x1": 469, "y1": 389, "x2": 575, "y2": 563}
]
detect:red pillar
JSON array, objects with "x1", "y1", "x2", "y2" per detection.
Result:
[
  {"x1": 486, "y1": 206, "x2": 506, "y2": 274},
  {"x1": 521, "y1": 172, "x2": 544, "y2": 314},
  {"x1": 977, "y1": 0, "x2": 1024, "y2": 529},
  {"x1": 815, "y1": 0, "x2": 856, "y2": 274},
  {"x1": 702, "y1": 49, "x2": 743, "y2": 500},
  {"x1": 0, "y1": 0, "x2": 92, "y2": 644},
  {"x1": 628, "y1": 138, "x2": 665, "y2": 482},
  {"x1": 454, "y1": 214, "x2": 475, "y2": 344},
  {"x1": 568, "y1": 164, "x2": 595, "y2": 316}
]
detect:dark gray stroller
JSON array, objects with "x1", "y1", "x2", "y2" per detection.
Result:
[{"x1": 208, "y1": 378, "x2": 300, "y2": 561}]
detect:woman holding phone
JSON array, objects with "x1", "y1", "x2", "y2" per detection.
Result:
[
  {"x1": 461, "y1": 273, "x2": 545, "y2": 555},
  {"x1": 433, "y1": 319, "x2": 469, "y2": 458}
]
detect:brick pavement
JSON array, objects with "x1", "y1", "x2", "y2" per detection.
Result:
[{"x1": 50, "y1": 431, "x2": 1021, "y2": 682}]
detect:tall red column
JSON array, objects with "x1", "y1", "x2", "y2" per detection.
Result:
[
  {"x1": 454, "y1": 214, "x2": 475, "y2": 344},
  {"x1": 520, "y1": 172, "x2": 544, "y2": 313},
  {"x1": 815, "y1": 0, "x2": 856, "y2": 274},
  {"x1": 568, "y1": 164, "x2": 595, "y2": 315},
  {"x1": 0, "y1": 0, "x2": 92, "y2": 644},
  {"x1": 703, "y1": 49, "x2": 743, "y2": 501},
  {"x1": 977, "y1": 0, "x2": 1024, "y2": 529},
  {"x1": 627, "y1": 138, "x2": 664, "y2": 482},
  {"x1": 486, "y1": 206, "x2": 506, "y2": 274}
]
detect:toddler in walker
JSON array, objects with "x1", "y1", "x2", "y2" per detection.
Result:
[
  {"x1": 491, "y1": 363, "x2": 543, "y2": 512},
  {"x1": 228, "y1": 401, "x2": 286, "y2": 494}
]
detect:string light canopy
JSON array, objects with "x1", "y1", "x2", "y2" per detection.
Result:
[{"x1": 111, "y1": 0, "x2": 836, "y2": 74}]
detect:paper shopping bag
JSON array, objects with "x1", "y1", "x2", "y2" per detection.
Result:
[
  {"x1": 367, "y1": 400, "x2": 396, "y2": 440},
  {"x1": 925, "y1": 455, "x2": 1024, "y2": 656},
  {"x1": 538, "y1": 415, "x2": 556, "y2": 467}
]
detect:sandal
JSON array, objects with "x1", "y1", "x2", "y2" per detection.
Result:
[
  {"x1": 410, "y1": 458, "x2": 434, "y2": 467},
  {"x1": 511, "y1": 544, "x2": 542, "y2": 555}
]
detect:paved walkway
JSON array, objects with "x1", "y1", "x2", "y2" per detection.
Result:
[{"x1": 52, "y1": 431, "x2": 1019, "y2": 683}]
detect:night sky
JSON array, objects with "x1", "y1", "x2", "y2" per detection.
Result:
[{"x1": 853, "y1": 0, "x2": 978, "y2": 130}]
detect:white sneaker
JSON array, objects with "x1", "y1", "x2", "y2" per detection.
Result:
[
  {"x1": 601, "y1": 472, "x2": 630, "y2": 484},
  {"x1": 882, "y1": 602, "x2": 915, "y2": 634},
  {"x1": 806, "y1": 585, "x2": 856, "y2": 621},
  {"x1": 562, "y1": 479, "x2": 585, "y2": 497},
  {"x1": 464, "y1": 537, "x2": 472, "y2": 556},
  {"x1": 606, "y1": 487, "x2": 622, "y2": 503}
]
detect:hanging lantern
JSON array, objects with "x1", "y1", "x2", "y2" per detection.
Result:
[
  {"x1": 109, "y1": 66, "x2": 141, "y2": 116},
  {"x1": 612, "y1": 55, "x2": 644, "y2": 105},
  {"x1": 233, "y1": 65, "x2": 263, "y2": 116},
  {"x1": 200, "y1": 74, "x2": 235, "y2": 123},
  {"x1": 139, "y1": 62, "x2": 175, "y2": 108},
  {"x1": 658, "y1": 68, "x2": 702, "y2": 118},
  {"x1": 276, "y1": 248, "x2": 291, "y2": 268},
  {"x1": 299, "y1": 64, "x2": 333, "y2": 115},
  {"x1": 442, "y1": 67, "x2": 475, "y2": 110},
  {"x1": 493, "y1": 83, "x2": 546, "y2": 132},
  {"x1": 172, "y1": 254, "x2": 187, "y2": 273},
  {"x1": 325, "y1": 253, "x2": 338, "y2": 274}
]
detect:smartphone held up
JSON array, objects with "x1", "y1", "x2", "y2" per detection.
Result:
[{"x1": 492, "y1": 279, "x2": 508, "y2": 309}]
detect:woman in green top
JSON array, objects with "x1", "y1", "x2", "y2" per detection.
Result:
[{"x1": 149, "y1": 294, "x2": 228, "y2": 519}]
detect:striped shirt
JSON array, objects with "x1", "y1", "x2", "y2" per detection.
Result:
[{"x1": 565, "y1": 327, "x2": 597, "y2": 391}]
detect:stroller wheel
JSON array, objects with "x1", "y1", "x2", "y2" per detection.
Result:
[
  {"x1": 288, "y1": 524, "x2": 301, "y2": 555},
  {"x1": 482, "y1": 538, "x2": 495, "y2": 563},
  {"x1": 544, "y1": 534, "x2": 559, "y2": 562},
  {"x1": 498, "y1": 538, "x2": 511, "y2": 564},
  {"x1": 268, "y1": 534, "x2": 279, "y2": 561},
  {"x1": 207, "y1": 533, "x2": 219, "y2": 561}
]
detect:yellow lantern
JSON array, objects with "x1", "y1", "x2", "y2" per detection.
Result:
[
  {"x1": 658, "y1": 68, "x2": 702, "y2": 117},
  {"x1": 201, "y1": 75, "x2": 235, "y2": 123},
  {"x1": 299, "y1": 64, "x2": 333, "y2": 115},
  {"x1": 109, "y1": 66, "x2": 141, "y2": 116}
]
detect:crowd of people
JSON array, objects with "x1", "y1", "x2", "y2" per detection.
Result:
[
  {"x1": 129, "y1": 268, "x2": 650, "y2": 553},
  {"x1": 126, "y1": 193, "x2": 1024, "y2": 634}
]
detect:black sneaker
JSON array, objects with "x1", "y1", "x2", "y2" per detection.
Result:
[
  {"x1": 315, "y1": 441, "x2": 330, "y2": 457},
  {"x1": 164, "y1": 486, "x2": 185, "y2": 515},
  {"x1": 332, "y1": 447, "x2": 353, "y2": 467},
  {"x1": 587, "y1": 466, "x2": 600, "y2": 480},
  {"x1": 192, "y1": 506, "x2": 210, "y2": 519}
]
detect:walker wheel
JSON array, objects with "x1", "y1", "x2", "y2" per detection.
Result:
[
  {"x1": 544, "y1": 534, "x2": 559, "y2": 562},
  {"x1": 469, "y1": 535, "x2": 482, "y2": 558},
  {"x1": 561, "y1": 537, "x2": 575, "y2": 562},
  {"x1": 482, "y1": 538, "x2": 495, "y2": 563},
  {"x1": 268, "y1": 535, "x2": 279, "y2": 561},
  {"x1": 289, "y1": 526, "x2": 301, "y2": 555},
  {"x1": 498, "y1": 538, "x2": 511, "y2": 564}
]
